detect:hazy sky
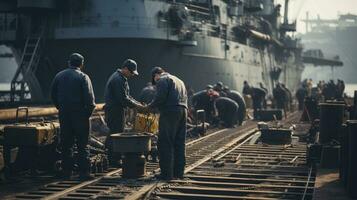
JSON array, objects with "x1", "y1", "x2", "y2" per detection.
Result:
[{"x1": 277, "y1": 0, "x2": 357, "y2": 33}]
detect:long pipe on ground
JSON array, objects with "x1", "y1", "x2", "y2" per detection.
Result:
[{"x1": 0, "y1": 104, "x2": 105, "y2": 121}]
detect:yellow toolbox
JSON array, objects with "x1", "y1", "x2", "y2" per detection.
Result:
[
  {"x1": 4, "y1": 122, "x2": 59, "y2": 146},
  {"x1": 134, "y1": 113, "x2": 159, "y2": 134},
  {"x1": 3, "y1": 107, "x2": 59, "y2": 146}
]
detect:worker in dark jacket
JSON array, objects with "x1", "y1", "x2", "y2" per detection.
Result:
[
  {"x1": 191, "y1": 85, "x2": 214, "y2": 123},
  {"x1": 51, "y1": 53, "x2": 96, "y2": 180},
  {"x1": 146, "y1": 67, "x2": 188, "y2": 180},
  {"x1": 259, "y1": 82, "x2": 268, "y2": 108},
  {"x1": 281, "y1": 84, "x2": 292, "y2": 111},
  {"x1": 104, "y1": 59, "x2": 144, "y2": 165},
  {"x1": 296, "y1": 85, "x2": 308, "y2": 110},
  {"x1": 251, "y1": 87, "x2": 266, "y2": 119},
  {"x1": 139, "y1": 82, "x2": 156, "y2": 104},
  {"x1": 214, "y1": 81, "x2": 227, "y2": 96},
  {"x1": 214, "y1": 97, "x2": 239, "y2": 128},
  {"x1": 273, "y1": 83, "x2": 287, "y2": 109},
  {"x1": 242, "y1": 80, "x2": 251, "y2": 95},
  {"x1": 224, "y1": 87, "x2": 246, "y2": 125}
]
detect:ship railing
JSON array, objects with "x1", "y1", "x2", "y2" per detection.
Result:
[
  {"x1": 55, "y1": 13, "x2": 239, "y2": 41},
  {"x1": 56, "y1": 15, "x2": 171, "y2": 30}
]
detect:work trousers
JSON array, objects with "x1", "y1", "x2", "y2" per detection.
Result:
[
  {"x1": 219, "y1": 109, "x2": 238, "y2": 128},
  {"x1": 253, "y1": 99, "x2": 262, "y2": 120},
  {"x1": 104, "y1": 107, "x2": 125, "y2": 164},
  {"x1": 105, "y1": 107, "x2": 125, "y2": 134},
  {"x1": 298, "y1": 98, "x2": 304, "y2": 111},
  {"x1": 59, "y1": 111, "x2": 90, "y2": 174},
  {"x1": 158, "y1": 107, "x2": 187, "y2": 180}
]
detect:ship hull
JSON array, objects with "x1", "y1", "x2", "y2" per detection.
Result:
[{"x1": 38, "y1": 38, "x2": 302, "y2": 102}]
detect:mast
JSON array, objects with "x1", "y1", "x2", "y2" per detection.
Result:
[
  {"x1": 283, "y1": 0, "x2": 289, "y2": 24},
  {"x1": 305, "y1": 11, "x2": 309, "y2": 33}
]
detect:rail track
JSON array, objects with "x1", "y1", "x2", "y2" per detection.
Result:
[
  {"x1": 10, "y1": 111, "x2": 306, "y2": 200},
  {"x1": 142, "y1": 112, "x2": 314, "y2": 200}
]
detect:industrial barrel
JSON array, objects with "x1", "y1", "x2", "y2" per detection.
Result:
[
  {"x1": 347, "y1": 120, "x2": 357, "y2": 198},
  {"x1": 339, "y1": 124, "x2": 349, "y2": 187},
  {"x1": 319, "y1": 103, "x2": 345, "y2": 144}
]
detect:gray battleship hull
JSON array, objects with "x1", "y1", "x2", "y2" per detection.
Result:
[{"x1": 41, "y1": 37, "x2": 303, "y2": 102}]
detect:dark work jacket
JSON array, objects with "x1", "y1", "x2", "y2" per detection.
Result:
[
  {"x1": 139, "y1": 85, "x2": 156, "y2": 104},
  {"x1": 104, "y1": 70, "x2": 141, "y2": 110},
  {"x1": 251, "y1": 87, "x2": 266, "y2": 109},
  {"x1": 191, "y1": 90, "x2": 210, "y2": 110},
  {"x1": 214, "y1": 97, "x2": 239, "y2": 116},
  {"x1": 149, "y1": 73, "x2": 188, "y2": 111},
  {"x1": 273, "y1": 87, "x2": 287, "y2": 102},
  {"x1": 227, "y1": 90, "x2": 246, "y2": 121},
  {"x1": 51, "y1": 66, "x2": 96, "y2": 116},
  {"x1": 296, "y1": 87, "x2": 307, "y2": 101}
]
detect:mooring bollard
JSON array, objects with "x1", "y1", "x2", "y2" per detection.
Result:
[
  {"x1": 319, "y1": 103, "x2": 345, "y2": 144},
  {"x1": 347, "y1": 120, "x2": 357, "y2": 198},
  {"x1": 339, "y1": 124, "x2": 349, "y2": 187}
]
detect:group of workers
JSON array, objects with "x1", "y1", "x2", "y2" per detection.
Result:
[
  {"x1": 295, "y1": 79, "x2": 346, "y2": 111},
  {"x1": 190, "y1": 82, "x2": 246, "y2": 128},
  {"x1": 51, "y1": 52, "x2": 316, "y2": 181},
  {"x1": 51, "y1": 53, "x2": 187, "y2": 181}
]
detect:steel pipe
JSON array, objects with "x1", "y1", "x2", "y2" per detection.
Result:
[{"x1": 0, "y1": 104, "x2": 104, "y2": 121}]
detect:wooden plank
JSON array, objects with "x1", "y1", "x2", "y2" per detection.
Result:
[
  {"x1": 185, "y1": 174, "x2": 315, "y2": 185},
  {"x1": 171, "y1": 179, "x2": 315, "y2": 191},
  {"x1": 156, "y1": 192, "x2": 287, "y2": 200},
  {"x1": 189, "y1": 170, "x2": 315, "y2": 180},
  {"x1": 170, "y1": 185, "x2": 313, "y2": 196}
]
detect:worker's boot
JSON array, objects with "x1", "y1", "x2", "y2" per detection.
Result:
[
  {"x1": 56, "y1": 170, "x2": 72, "y2": 180},
  {"x1": 79, "y1": 171, "x2": 94, "y2": 181}
]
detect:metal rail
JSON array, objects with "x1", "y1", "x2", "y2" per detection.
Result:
[
  {"x1": 145, "y1": 112, "x2": 316, "y2": 200},
  {"x1": 14, "y1": 122, "x2": 258, "y2": 200},
  {"x1": 12, "y1": 112, "x2": 305, "y2": 200}
]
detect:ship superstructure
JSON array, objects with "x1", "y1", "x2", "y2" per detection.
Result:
[{"x1": 0, "y1": 0, "x2": 304, "y2": 104}]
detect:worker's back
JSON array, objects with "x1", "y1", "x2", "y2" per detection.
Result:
[{"x1": 51, "y1": 67, "x2": 95, "y2": 113}]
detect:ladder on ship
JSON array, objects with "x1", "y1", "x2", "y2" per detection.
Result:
[{"x1": 10, "y1": 33, "x2": 44, "y2": 102}]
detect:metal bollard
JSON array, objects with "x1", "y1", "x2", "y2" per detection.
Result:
[
  {"x1": 339, "y1": 124, "x2": 349, "y2": 187},
  {"x1": 347, "y1": 120, "x2": 357, "y2": 198},
  {"x1": 319, "y1": 103, "x2": 345, "y2": 144},
  {"x1": 354, "y1": 91, "x2": 357, "y2": 119}
]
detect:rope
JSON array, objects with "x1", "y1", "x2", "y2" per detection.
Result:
[{"x1": 301, "y1": 166, "x2": 313, "y2": 200}]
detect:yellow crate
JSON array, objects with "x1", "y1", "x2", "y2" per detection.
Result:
[{"x1": 134, "y1": 113, "x2": 159, "y2": 134}]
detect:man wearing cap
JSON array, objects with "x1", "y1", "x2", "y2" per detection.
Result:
[
  {"x1": 213, "y1": 81, "x2": 227, "y2": 97},
  {"x1": 146, "y1": 67, "x2": 188, "y2": 180},
  {"x1": 191, "y1": 85, "x2": 215, "y2": 123},
  {"x1": 104, "y1": 59, "x2": 145, "y2": 165},
  {"x1": 51, "y1": 53, "x2": 96, "y2": 180}
]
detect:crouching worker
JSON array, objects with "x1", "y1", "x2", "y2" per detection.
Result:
[{"x1": 214, "y1": 97, "x2": 239, "y2": 128}]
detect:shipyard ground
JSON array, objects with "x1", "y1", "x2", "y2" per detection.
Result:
[
  {"x1": 0, "y1": 110, "x2": 354, "y2": 199},
  {"x1": 314, "y1": 169, "x2": 354, "y2": 200}
]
